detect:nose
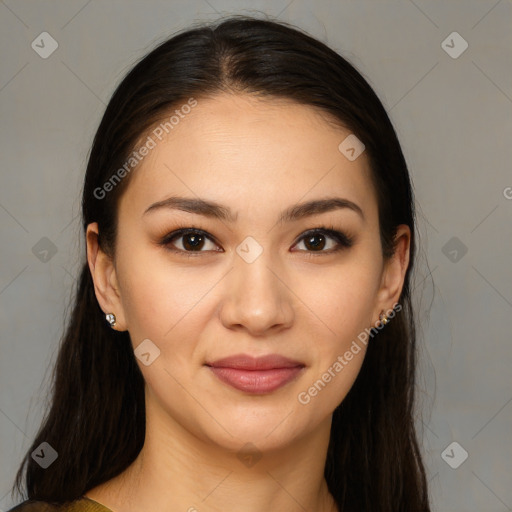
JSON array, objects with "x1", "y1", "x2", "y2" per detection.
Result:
[{"x1": 219, "y1": 248, "x2": 294, "y2": 336}]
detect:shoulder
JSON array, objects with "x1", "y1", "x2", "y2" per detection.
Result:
[
  {"x1": 7, "y1": 501, "x2": 59, "y2": 512},
  {"x1": 7, "y1": 497, "x2": 112, "y2": 512}
]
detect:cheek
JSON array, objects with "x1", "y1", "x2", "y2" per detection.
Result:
[
  {"x1": 292, "y1": 261, "x2": 378, "y2": 403},
  {"x1": 294, "y1": 261, "x2": 380, "y2": 338},
  {"x1": 117, "y1": 249, "x2": 219, "y2": 342}
]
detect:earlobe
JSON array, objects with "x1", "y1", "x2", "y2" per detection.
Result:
[{"x1": 86, "y1": 222, "x2": 127, "y2": 331}]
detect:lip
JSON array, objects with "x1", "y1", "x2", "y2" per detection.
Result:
[
  {"x1": 206, "y1": 353, "x2": 304, "y2": 370},
  {"x1": 205, "y1": 354, "x2": 305, "y2": 394}
]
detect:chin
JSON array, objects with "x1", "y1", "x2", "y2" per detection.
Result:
[{"x1": 197, "y1": 406, "x2": 308, "y2": 452}]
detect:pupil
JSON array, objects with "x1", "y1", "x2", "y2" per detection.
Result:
[
  {"x1": 306, "y1": 234, "x2": 325, "y2": 250},
  {"x1": 184, "y1": 234, "x2": 203, "y2": 250}
]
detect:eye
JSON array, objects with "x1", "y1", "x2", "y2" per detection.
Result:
[
  {"x1": 159, "y1": 226, "x2": 353, "y2": 256},
  {"x1": 292, "y1": 227, "x2": 353, "y2": 254},
  {"x1": 160, "y1": 228, "x2": 221, "y2": 255}
]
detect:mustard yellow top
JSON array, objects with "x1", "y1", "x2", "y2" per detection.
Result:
[{"x1": 8, "y1": 497, "x2": 113, "y2": 512}]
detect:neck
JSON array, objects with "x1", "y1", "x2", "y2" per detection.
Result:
[{"x1": 87, "y1": 391, "x2": 338, "y2": 512}]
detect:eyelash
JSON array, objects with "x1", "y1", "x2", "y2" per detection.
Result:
[{"x1": 158, "y1": 224, "x2": 354, "y2": 257}]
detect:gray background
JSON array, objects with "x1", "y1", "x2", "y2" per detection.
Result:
[{"x1": 1, "y1": 1, "x2": 511, "y2": 511}]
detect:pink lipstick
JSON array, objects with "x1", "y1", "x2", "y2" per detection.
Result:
[{"x1": 205, "y1": 354, "x2": 305, "y2": 394}]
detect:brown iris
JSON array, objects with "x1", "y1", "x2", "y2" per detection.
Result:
[
  {"x1": 303, "y1": 233, "x2": 326, "y2": 251},
  {"x1": 182, "y1": 233, "x2": 205, "y2": 251}
]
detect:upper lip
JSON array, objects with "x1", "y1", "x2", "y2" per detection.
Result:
[{"x1": 205, "y1": 353, "x2": 304, "y2": 370}]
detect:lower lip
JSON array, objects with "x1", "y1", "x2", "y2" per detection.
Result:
[{"x1": 207, "y1": 366, "x2": 304, "y2": 394}]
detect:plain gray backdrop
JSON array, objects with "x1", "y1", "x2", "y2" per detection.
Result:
[{"x1": 1, "y1": 1, "x2": 511, "y2": 511}]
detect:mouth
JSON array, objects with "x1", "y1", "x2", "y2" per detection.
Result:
[{"x1": 205, "y1": 353, "x2": 305, "y2": 394}]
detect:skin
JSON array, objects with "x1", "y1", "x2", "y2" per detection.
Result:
[{"x1": 85, "y1": 93, "x2": 410, "y2": 512}]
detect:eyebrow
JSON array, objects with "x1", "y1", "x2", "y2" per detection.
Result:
[{"x1": 143, "y1": 196, "x2": 365, "y2": 223}]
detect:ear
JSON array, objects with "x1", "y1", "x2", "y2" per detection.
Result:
[
  {"x1": 86, "y1": 222, "x2": 127, "y2": 331},
  {"x1": 373, "y1": 224, "x2": 411, "y2": 322}
]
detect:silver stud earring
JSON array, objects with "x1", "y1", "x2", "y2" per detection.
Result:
[{"x1": 106, "y1": 313, "x2": 116, "y2": 328}]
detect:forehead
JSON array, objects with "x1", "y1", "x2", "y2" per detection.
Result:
[{"x1": 119, "y1": 93, "x2": 378, "y2": 225}]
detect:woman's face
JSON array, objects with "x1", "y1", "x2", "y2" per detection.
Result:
[{"x1": 88, "y1": 93, "x2": 409, "y2": 453}]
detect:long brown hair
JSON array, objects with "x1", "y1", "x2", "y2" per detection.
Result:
[{"x1": 12, "y1": 16, "x2": 430, "y2": 511}]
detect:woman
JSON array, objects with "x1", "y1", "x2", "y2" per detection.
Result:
[{"x1": 9, "y1": 16, "x2": 430, "y2": 512}]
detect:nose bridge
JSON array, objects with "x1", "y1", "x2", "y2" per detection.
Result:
[
  {"x1": 220, "y1": 236, "x2": 294, "y2": 333},
  {"x1": 236, "y1": 242, "x2": 279, "y2": 296}
]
